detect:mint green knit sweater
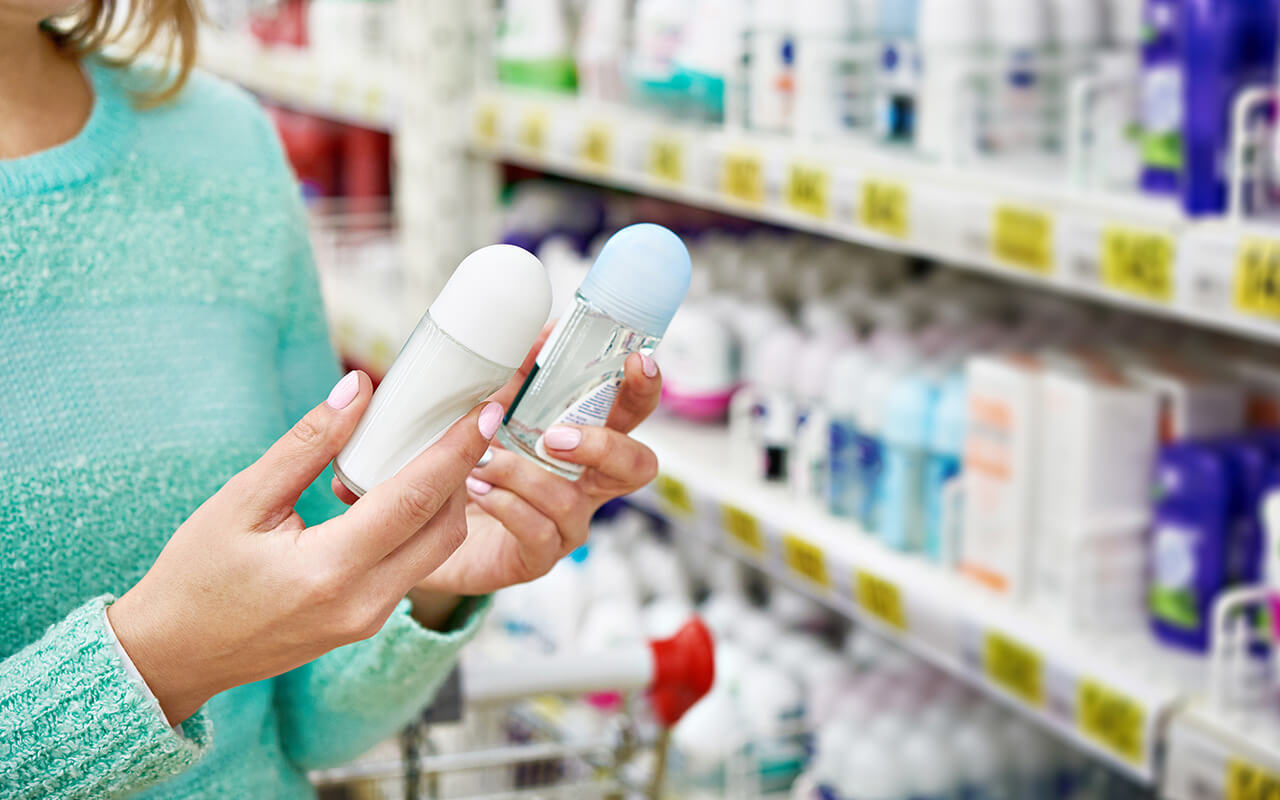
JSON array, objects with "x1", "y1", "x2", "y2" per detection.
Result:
[{"x1": 0, "y1": 59, "x2": 487, "y2": 798}]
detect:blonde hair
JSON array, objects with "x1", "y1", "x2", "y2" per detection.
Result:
[{"x1": 47, "y1": 0, "x2": 200, "y2": 106}]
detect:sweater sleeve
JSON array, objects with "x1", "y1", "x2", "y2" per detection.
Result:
[
  {"x1": 0, "y1": 596, "x2": 213, "y2": 799},
  {"x1": 274, "y1": 596, "x2": 490, "y2": 770}
]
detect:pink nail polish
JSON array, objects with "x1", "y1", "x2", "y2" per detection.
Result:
[
  {"x1": 326, "y1": 372, "x2": 360, "y2": 409},
  {"x1": 641, "y1": 354, "x2": 658, "y2": 378},
  {"x1": 478, "y1": 402, "x2": 504, "y2": 440},
  {"x1": 543, "y1": 425, "x2": 582, "y2": 450},
  {"x1": 466, "y1": 476, "x2": 493, "y2": 495}
]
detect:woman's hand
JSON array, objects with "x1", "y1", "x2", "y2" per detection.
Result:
[
  {"x1": 337, "y1": 351, "x2": 662, "y2": 605},
  {"x1": 107, "y1": 372, "x2": 502, "y2": 726}
]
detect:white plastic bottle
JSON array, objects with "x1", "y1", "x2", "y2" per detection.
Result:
[
  {"x1": 915, "y1": 0, "x2": 987, "y2": 162},
  {"x1": 902, "y1": 724, "x2": 962, "y2": 799},
  {"x1": 631, "y1": 0, "x2": 690, "y2": 109},
  {"x1": 793, "y1": 333, "x2": 857, "y2": 502},
  {"x1": 793, "y1": 0, "x2": 863, "y2": 139},
  {"x1": 672, "y1": 0, "x2": 748, "y2": 122},
  {"x1": 953, "y1": 712, "x2": 1013, "y2": 800},
  {"x1": 495, "y1": 0, "x2": 578, "y2": 92},
  {"x1": 335, "y1": 245, "x2": 551, "y2": 496},
  {"x1": 836, "y1": 735, "x2": 910, "y2": 800},
  {"x1": 878, "y1": 369, "x2": 942, "y2": 552},
  {"x1": 984, "y1": 0, "x2": 1053, "y2": 159},
  {"x1": 499, "y1": 224, "x2": 691, "y2": 478},
  {"x1": 826, "y1": 343, "x2": 871, "y2": 520},
  {"x1": 1045, "y1": 0, "x2": 1105, "y2": 151},
  {"x1": 577, "y1": 0, "x2": 629, "y2": 102},
  {"x1": 874, "y1": 0, "x2": 922, "y2": 144},
  {"x1": 750, "y1": 0, "x2": 795, "y2": 132}
]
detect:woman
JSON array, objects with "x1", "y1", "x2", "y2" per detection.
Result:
[{"x1": 0, "y1": 1, "x2": 662, "y2": 797}]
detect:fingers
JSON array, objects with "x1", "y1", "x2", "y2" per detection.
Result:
[
  {"x1": 339, "y1": 401, "x2": 503, "y2": 560},
  {"x1": 469, "y1": 448, "x2": 589, "y2": 533},
  {"x1": 331, "y1": 476, "x2": 359, "y2": 506},
  {"x1": 604, "y1": 353, "x2": 662, "y2": 434},
  {"x1": 378, "y1": 487, "x2": 470, "y2": 591},
  {"x1": 541, "y1": 424, "x2": 658, "y2": 496},
  {"x1": 488, "y1": 319, "x2": 558, "y2": 408},
  {"x1": 465, "y1": 481, "x2": 567, "y2": 569},
  {"x1": 236, "y1": 371, "x2": 372, "y2": 528}
]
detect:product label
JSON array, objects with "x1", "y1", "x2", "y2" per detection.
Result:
[
  {"x1": 783, "y1": 533, "x2": 830, "y2": 590},
  {"x1": 721, "y1": 150, "x2": 766, "y2": 206},
  {"x1": 1077, "y1": 680, "x2": 1145, "y2": 765},
  {"x1": 1149, "y1": 524, "x2": 1200, "y2": 630},
  {"x1": 993, "y1": 205, "x2": 1054, "y2": 275},
  {"x1": 649, "y1": 132, "x2": 685, "y2": 184},
  {"x1": 1101, "y1": 227, "x2": 1176, "y2": 303},
  {"x1": 474, "y1": 101, "x2": 500, "y2": 145},
  {"x1": 785, "y1": 162, "x2": 830, "y2": 219},
  {"x1": 654, "y1": 474, "x2": 695, "y2": 516},
  {"x1": 1234, "y1": 238, "x2": 1280, "y2": 321},
  {"x1": 722, "y1": 504, "x2": 764, "y2": 554},
  {"x1": 855, "y1": 569, "x2": 907, "y2": 631},
  {"x1": 1227, "y1": 759, "x2": 1280, "y2": 800},
  {"x1": 535, "y1": 378, "x2": 621, "y2": 468},
  {"x1": 519, "y1": 107, "x2": 549, "y2": 153},
  {"x1": 1140, "y1": 65, "x2": 1183, "y2": 171},
  {"x1": 983, "y1": 631, "x2": 1044, "y2": 707},
  {"x1": 861, "y1": 180, "x2": 909, "y2": 239},
  {"x1": 580, "y1": 120, "x2": 613, "y2": 170}
]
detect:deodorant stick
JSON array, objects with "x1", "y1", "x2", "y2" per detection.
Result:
[{"x1": 335, "y1": 245, "x2": 552, "y2": 496}]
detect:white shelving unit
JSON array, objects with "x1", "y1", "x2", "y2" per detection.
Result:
[{"x1": 630, "y1": 418, "x2": 1192, "y2": 784}]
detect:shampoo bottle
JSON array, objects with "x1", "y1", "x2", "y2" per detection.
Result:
[
  {"x1": 335, "y1": 245, "x2": 552, "y2": 495},
  {"x1": 499, "y1": 224, "x2": 692, "y2": 478}
]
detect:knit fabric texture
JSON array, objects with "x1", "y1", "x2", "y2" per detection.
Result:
[{"x1": 0, "y1": 58, "x2": 487, "y2": 799}]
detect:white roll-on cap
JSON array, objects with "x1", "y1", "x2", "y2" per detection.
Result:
[
  {"x1": 918, "y1": 0, "x2": 987, "y2": 47},
  {"x1": 429, "y1": 245, "x2": 552, "y2": 370},
  {"x1": 990, "y1": 0, "x2": 1050, "y2": 48}
]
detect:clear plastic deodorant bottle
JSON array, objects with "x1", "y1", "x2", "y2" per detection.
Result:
[
  {"x1": 498, "y1": 223, "x2": 691, "y2": 479},
  {"x1": 335, "y1": 245, "x2": 551, "y2": 496}
]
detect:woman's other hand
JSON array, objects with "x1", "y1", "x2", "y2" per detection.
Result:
[{"x1": 107, "y1": 371, "x2": 501, "y2": 726}]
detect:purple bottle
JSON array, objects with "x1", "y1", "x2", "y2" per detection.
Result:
[
  {"x1": 1149, "y1": 442, "x2": 1232, "y2": 652},
  {"x1": 1224, "y1": 439, "x2": 1273, "y2": 588},
  {"x1": 1139, "y1": 0, "x2": 1182, "y2": 195}
]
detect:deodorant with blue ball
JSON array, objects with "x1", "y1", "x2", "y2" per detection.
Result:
[{"x1": 498, "y1": 223, "x2": 692, "y2": 479}]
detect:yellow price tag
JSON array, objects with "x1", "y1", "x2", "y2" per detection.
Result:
[
  {"x1": 1227, "y1": 759, "x2": 1280, "y2": 800},
  {"x1": 860, "y1": 180, "x2": 909, "y2": 239},
  {"x1": 1077, "y1": 680, "x2": 1145, "y2": 765},
  {"x1": 654, "y1": 474, "x2": 694, "y2": 516},
  {"x1": 649, "y1": 134, "x2": 684, "y2": 184},
  {"x1": 721, "y1": 150, "x2": 765, "y2": 206},
  {"x1": 854, "y1": 570, "x2": 907, "y2": 630},
  {"x1": 519, "y1": 109, "x2": 548, "y2": 153},
  {"x1": 785, "y1": 163, "x2": 830, "y2": 219},
  {"x1": 1234, "y1": 238, "x2": 1280, "y2": 321},
  {"x1": 993, "y1": 205, "x2": 1054, "y2": 274},
  {"x1": 474, "y1": 103, "x2": 500, "y2": 144},
  {"x1": 362, "y1": 87, "x2": 385, "y2": 121},
  {"x1": 1101, "y1": 227, "x2": 1175, "y2": 303},
  {"x1": 782, "y1": 533, "x2": 830, "y2": 590},
  {"x1": 983, "y1": 631, "x2": 1044, "y2": 707},
  {"x1": 721, "y1": 505, "x2": 764, "y2": 554},
  {"x1": 580, "y1": 121, "x2": 613, "y2": 170}
]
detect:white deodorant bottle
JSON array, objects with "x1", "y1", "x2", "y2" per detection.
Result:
[{"x1": 335, "y1": 245, "x2": 552, "y2": 496}]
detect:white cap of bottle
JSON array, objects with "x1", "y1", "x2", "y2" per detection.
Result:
[
  {"x1": 429, "y1": 245, "x2": 552, "y2": 369},
  {"x1": 990, "y1": 0, "x2": 1050, "y2": 49}
]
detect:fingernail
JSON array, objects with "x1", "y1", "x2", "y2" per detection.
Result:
[
  {"x1": 326, "y1": 371, "x2": 360, "y2": 409},
  {"x1": 466, "y1": 476, "x2": 493, "y2": 496},
  {"x1": 476, "y1": 448, "x2": 494, "y2": 468},
  {"x1": 543, "y1": 425, "x2": 582, "y2": 450},
  {"x1": 478, "y1": 402, "x2": 503, "y2": 440},
  {"x1": 641, "y1": 354, "x2": 658, "y2": 378}
]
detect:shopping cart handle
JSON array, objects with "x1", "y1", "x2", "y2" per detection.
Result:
[{"x1": 648, "y1": 617, "x2": 716, "y2": 727}]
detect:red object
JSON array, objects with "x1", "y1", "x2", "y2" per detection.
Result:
[
  {"x1": 647, "y1": 617, "x2": 716, "y2": 727},
  {"x1": 342, "y1": 126, "x2": 392, "y2": 215},
  {"x1": 250, "y1": 0, "x2": 308, "y2": 47},
  {"x1": 270, "y1": 107, "x2": 342, "y2": 199}
]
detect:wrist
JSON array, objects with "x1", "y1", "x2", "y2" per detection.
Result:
[
  {"x1": 107, "y1": 589, "x2": 213, "y2": 726},
  {"x1": 406, "y1": 588, "x2": 464, "y2": 631}
]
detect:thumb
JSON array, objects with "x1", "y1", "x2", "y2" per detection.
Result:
[{"x1": 235, "y1": 371, "x2": 372, "y2": 524}]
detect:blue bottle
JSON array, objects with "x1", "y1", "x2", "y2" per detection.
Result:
[
  {"x1": 826, "y1": 347, "x2": 872, "y2": 521},
  {"x1": 925, "y1": 373, "x2": 967, "y2": 563},
  {"x1": 877, "y1": 373, "x2": 940, "y2": 552},
  {"x1": 1223, "y1": 439, "x2": 1273, "y2": 587},
  {"x1": 1149, "y1": 443, "x2": 1233, "y2": 652}
]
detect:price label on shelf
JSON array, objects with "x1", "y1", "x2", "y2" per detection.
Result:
[
  {"x1": 993, "y1": 205, "x2": 1054, "y2": 275},
  {"x1": 721, "y1": 504, "x2": 764, "y2": 555},
  {"x1": 785, "y1": 163, "x2": 830, "y2": 219},
  {"x1": 474, "y1": 102, "x2": 500, "y2": 145},
  {"x1": 1233, "y1": 238, "x2": 1280, "y2": 321},
  {"x1": 1101, "y1": 227, "x2": 1175, "y2": 303},
  {"x1": 1227, "y1": 760, "x2": 1280, "y2": 800},
  {"x1": 518, "y1": 108, "x2": 549, "y2": 153},
  {"x1": 782, "y1": 533, "x2": 830, "y2": 590},
  {"x1": 1077, "y1": 680, "x2": 1145, "y2": 765},
  {"x1": 721, "y1": 150, "x2": 765, "y2": 206},
  {"x1": 649, "y1": 133, "x2": 685, "y2": 185},
  {"x1": 580, "y1": 121, "x2": 613, "y2": 170},
  {"x1": 860, "y1": 180, "x2": 909, "y2": 239},
  {"x1": 654, "y1": 474, "x2": 695, "y2": 517},
  {"x1": 983, "y1": 631, "x2": 1044, "y2": 707},
  {"x1": 362, "y1": 87, "x2": 386, "y2": 122},
  {"x1": 854, "y1": 569, "x2": 907, "y2": 631}
]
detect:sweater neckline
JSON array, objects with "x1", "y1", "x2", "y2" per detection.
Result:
[{"x1": 0, "y1": 57, "x2": 136, "y2": 200}]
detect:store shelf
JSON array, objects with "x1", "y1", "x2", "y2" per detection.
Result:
[
  {"x1": 628, "y1": 417, "x2": 1194, "y2": 784},
  {"x1": 198, "y1": 30, "x2": 398, "y2": 130},
  {"x1": 1165, "y1": 705, "x2": 1280, "y2": 799},
  {"x1": 470, "y1": 89, "x2": 1280, "y2": 346}
]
